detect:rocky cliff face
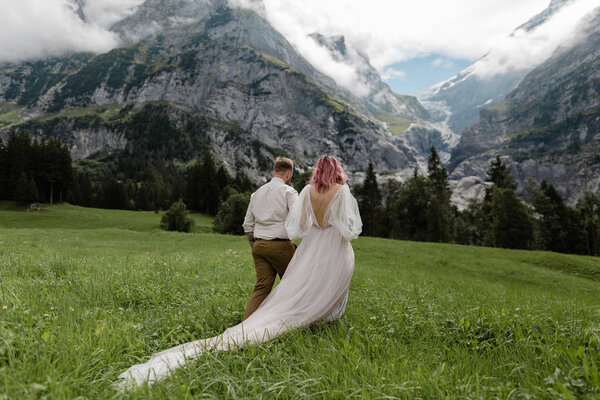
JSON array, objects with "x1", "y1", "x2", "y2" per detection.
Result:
[
  {"x1": 449, "y1": 6, "x2": 600, "y2": 207},
  {"x1": 0, "y1": 0, "x2": 419, "y2": 178}
]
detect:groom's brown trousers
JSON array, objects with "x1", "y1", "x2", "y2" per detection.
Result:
[{"x1": 243, "y1": 239, "x2": 296, "y2": 320}]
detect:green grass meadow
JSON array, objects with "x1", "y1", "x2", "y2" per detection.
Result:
[{"x1": 1, "y1": 202, "x2": 599, "y2": 399}]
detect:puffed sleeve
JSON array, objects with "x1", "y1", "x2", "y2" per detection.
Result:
[
  {"x1": 328, "y1": 184, "x2": 362, "y2": 240},
  {"x1": 285, "y1": 185, "x2": 312, "y2": 240}
]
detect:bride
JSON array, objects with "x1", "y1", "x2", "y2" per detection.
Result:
[{"x1": 117, "y1": 155, "x2": 362, "y2": 388}]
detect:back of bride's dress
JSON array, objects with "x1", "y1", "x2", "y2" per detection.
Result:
[{"x1": 117, "y1": 184, "x2": 362, "y2": 387}]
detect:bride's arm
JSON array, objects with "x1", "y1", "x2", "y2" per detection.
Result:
[
  {"x1": 330, "y1": 184, "x2": 362, "y2": 240},
  {"x1": 285, "y1": 185, "x2": 310, "y2": 239},
  {"x1": 299, "y1": 188, "x2": 308, "y2": 228}
]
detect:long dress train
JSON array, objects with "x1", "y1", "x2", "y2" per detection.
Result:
[{"x1": 116, "y1": 183, "x2": 362, "y2": 387}]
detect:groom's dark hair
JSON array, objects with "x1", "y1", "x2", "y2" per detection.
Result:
[{"x1": 273, "y1": 156, "x2": 294, "y2": 173}]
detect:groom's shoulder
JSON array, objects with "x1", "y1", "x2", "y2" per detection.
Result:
[{"x1": 253, "y1": 179, "x2": 276, "y2": 195}]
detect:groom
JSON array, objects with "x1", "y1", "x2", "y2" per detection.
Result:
[{"x1": 242, "y1": 156, "x2": 299, "y2": 320}]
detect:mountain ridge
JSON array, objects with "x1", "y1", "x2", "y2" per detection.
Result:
[
  {"x1": 449, "y1": 6, "x2": 600, "y2": 206},
  {"x1": 0, "y1": 0, "x2": 420, "y2": 179},
  {"x1": 416, "y1": 0, "x2": 575, "y2": 136}
]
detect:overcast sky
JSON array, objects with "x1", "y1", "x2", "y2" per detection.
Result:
[
  {"x1": 1, "y1": 0, "x2": 598, "y2": 94},
  {"x1": 249, "y1": 0, "x2": 600, "y2": 94}
]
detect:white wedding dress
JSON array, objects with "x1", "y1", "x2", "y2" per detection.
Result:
[{"x1": 116, "y1": 183, "x2": 362, "y2": 388}]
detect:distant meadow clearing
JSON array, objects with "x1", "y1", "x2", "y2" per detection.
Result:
[{"x1": 0, "y1": 202, "x2": 599, "y2": 399}]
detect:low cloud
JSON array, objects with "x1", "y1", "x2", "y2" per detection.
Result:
[
  {"x1": 231, "y1": 0, "x2": 599, "y2": 92},
  {"x1": 0, "y1": 0, "x2": 143, "y2": 64},
  {"x1": 381, "y1": 67, "x2": 406, "y2": 80},
  {"x1": 82, "y1": 0, "x2": 145, "y2": 28},
  {"x1": 471, "y1": 0, "x2": 600, "y2": 78},
  {"x1": 296, "y1": 35, "x2": 372, "y2": 97},
  {"x1": 2, "y1": 0, "x2": 598, "y2": 94},
  {"x1": 431, "y1": 58, "x2": 454, "y2": 69}
]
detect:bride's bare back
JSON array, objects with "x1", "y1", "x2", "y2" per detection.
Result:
[{"x1": 309, "y1": 184, "x2": 342, "y2": 228}]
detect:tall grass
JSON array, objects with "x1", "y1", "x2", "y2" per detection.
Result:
[{"x1": 0, "y1": 202, "x2": 599, "y2": 399}]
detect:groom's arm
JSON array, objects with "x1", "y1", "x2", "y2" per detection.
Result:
[
  {"x1": 286, "y1": 187, "x2": 299, "y2": 212},
  {"x1": 243, "y1": 194, "x2": 256, "y2": 248}
]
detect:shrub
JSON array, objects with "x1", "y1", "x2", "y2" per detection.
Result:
[
  {"x1": 212, "y1": 191, "x2": 250, "y2": 235},
  {"x1": 160, "y1": 199, "x2": 194, "y2": 232}
]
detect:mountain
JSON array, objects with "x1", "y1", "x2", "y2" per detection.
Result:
[
  {"x1": 69, "y1": 0, "x2": 86, "y2": 21},
  {"x1": 416, "y1": 0, "x2": 574, "y2": 136},
  {"x1": 308, "y1": 33, "x2": 458, "y2": 170},
  {"x1": 308, "y1": 33, "x2": 431, "y2": 123},
  {"x1": 449, "y1": 6, "x2": 600, "y2": 207},
  {"x1": 0, "y1": 0, "x2": 422, "y2": 180}
]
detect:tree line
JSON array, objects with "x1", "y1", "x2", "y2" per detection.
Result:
[
  {"x1": 2, "y1": 131, "x2": 598, "y2": 256},
  {"x1": 353, "y1": 147, "x2": 600, "y2": 256},
  {"x1": 0, "y1": 132, "x2": 256, "y2": 234},
  {"x1": 0, "y1": 131, "x2": 72, "y2": 204}
]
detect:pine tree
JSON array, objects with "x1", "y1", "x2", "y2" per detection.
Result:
[
  {"x1": 380, "y1": 179, "x2": 403, "y2": 238},
  {"x1": 530, "y1": 181, "x2": 587, "y2": 254},
  {"x1": 0, "y1": 138, "x2": 7, "y2": 200},
  {"x1": 532, "y1": 181, "x2": 568, "y2": 252},
  {"x1": 14, "y1": 172, "x2": 39, "y2": 204},
  {"x1": 232, "y1": 167, "x2": 255, "y2": 193},
  {"x1": 200, "y1": 152, "x2": 219, "y2": 214},
  {"x1": 474, "y1": 156, "x2": 522, "y2": 247},
  {"x1": 215, "y1": 165, "x2": 232, "y2": 203},
  {"x1": 52, "y1": 138, "x2": 73, "y2": 203},
  {"x1": 71, "y1": 171, "x2": 93, "y2": 206},
  {"x1": 6, "y1": 131, "x2": 33, "y2": 199},
  {"x1": 354, "y1": 160, "x2": 382, "y2": 236},
  {"x1": 184, "y1": 152, "x2": 221, "y2": 215},
  {"x1": 100, "y1": 179, "x2": 130, "y2": 210},
  {"x1": 577, "y1": 191, "x2": 600, "y2": 256},
  {"x1": 293, "y1": 168, "x2": 313, "y2": 193},
  {"x1": 490, "y1": 187, "x2": 533, "y2": 249},
  {"x1": 388, "y1": 174, "x2": 429, "y2": 241},
  {"x1": 184, "y1": 160, "x2": 202, "y2": 211},
  {"x1": 454, "y1": 199, "x2": 484, "y2": 246},
  {"x1": 487, "y1": 156, "x2": 517, "y2": 190},
  {"x1": 426, "y1": 146, "x2": 452, "y2": 242}
]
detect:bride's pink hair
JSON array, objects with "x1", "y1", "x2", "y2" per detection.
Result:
[{"x1": 309, "y1": 155, "x2": 347, "y2": 193}]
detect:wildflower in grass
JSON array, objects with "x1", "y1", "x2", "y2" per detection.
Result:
[{"x1": 2, "y1": 305, "x2": 7, "y2": 310}]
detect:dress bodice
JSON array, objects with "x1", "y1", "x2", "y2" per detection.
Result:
[
  {"x1": 285, "y1": 183, "x2": 362, "y2": 241},
  {"x1": 308, "y1": 184, "x2": 343, "y2": 228}
]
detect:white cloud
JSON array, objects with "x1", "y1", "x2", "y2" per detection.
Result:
[
  {"x1": 381, "y1": 67, "x2": 406, "y2": 80},
  {"x1": 231, "y1": 0, "x2": 600, "y2": 90},
  {"x1": 432, "y1": 58, "x2": 454, "y2": 69},
  {"x1": 82, "y1": 0, "x2": 145, "y2": 28},
  {"x1": 0, "y1": 0, "x2": 143, "y2": 64},
  {"x1": 252, "y1": 0, "x2": 553, "y2": 68},
  {"x1": 2, "y1": 0, "x2": 598, "y2": 93},
  {"x1": 294, "y1": 35, "x2": 372, "y2": 97},
  {"x1": 471, "y1": 0, "x2": 600, "y2": 78}
]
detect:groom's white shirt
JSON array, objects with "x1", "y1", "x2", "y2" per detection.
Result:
[{"x1": 243, "y1": 177, "x2": 298, "y2": 240}]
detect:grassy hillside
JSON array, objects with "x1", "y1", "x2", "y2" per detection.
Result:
[
  {"x1": 0, "y1": 202, "x2": 599, "y2": 399},
  {"x1": 0, "y1": 202, "x2": 213, "y2": 233}
]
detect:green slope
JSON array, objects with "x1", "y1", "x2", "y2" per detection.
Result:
[{"x1": 0, "y1": 202, "x2": 599, "y2": 399}]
